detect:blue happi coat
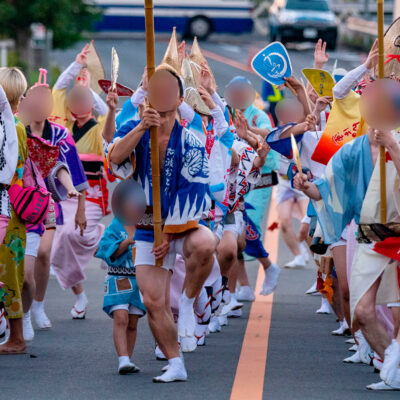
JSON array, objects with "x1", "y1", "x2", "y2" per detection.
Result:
[{"x1": 108, "y1": 119, "x2": 211, "y2": 242}]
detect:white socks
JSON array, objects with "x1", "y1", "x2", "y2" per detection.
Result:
[
  {"x1": 178, "y1": 290, "x2": 196, "y2": 338},
  {"x1": 153, "y1": 357, "x2": 187, "y2": 382},
  {"x1": 75, "y1": 292, "x2": 88, "y2": 311},
  {"x1": 31, "y1": 300, "x2": 52, "y2": 329},
  {"x1": 118, "y1": 355, "x2": 140, "y2": 374},
  {"x1": 119, "y1": 356, "x2": 130, "y2": 368}
]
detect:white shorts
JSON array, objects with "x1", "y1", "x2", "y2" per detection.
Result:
[
  {"x1": 330, "y1": 226, "x2": 349, "y2": 249},
  {"x1": 134, "y1": 238, "x2": 185, "y2": 271},
  {"x1": 223, "y1": 211, "x2": 245, "y2": 239},
  {"x1": 25, "y1": 232, "x2": 41, "y2": 258},
  {"x1": 388, "y1": 302, "x2": 400, "y2": 308},
  {"x1": 276, "y1": 178, "x2": 306, "y2": 205},
  {"x1": 109, "y1": 304, "x2": 145, "y2": 316}
]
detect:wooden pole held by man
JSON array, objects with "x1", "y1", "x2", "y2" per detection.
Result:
[{"x1": 144, "y1": 0, "x2": 163, "y2": 267}]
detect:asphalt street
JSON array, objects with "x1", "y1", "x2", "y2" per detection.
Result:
[{"x1": 1, "y1": 35, "x2": 398, "y2": 399}]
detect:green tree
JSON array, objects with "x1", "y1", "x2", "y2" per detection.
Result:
[{"x1": 0, "y1": 0, "x2": 102, "y2": 71}]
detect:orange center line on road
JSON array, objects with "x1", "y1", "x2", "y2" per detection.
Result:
[{"x1": 230, "y1": 190, "x2": 279, "y2": 400}]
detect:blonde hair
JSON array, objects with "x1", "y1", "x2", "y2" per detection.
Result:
[{"x1": 0, "y1": 67, "x2": 28, "y2": 111}]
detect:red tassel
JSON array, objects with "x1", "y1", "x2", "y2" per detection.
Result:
[{"x1": 268, "y1": 221, "x2": 279, "y2": 231}]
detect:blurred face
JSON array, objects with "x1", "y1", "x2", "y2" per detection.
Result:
[
  {"x1": 275, "y1": 99, "x2": 304, "y2": 125},
  {"x1": 19, "y1": 86, "x2": 53, "y2": 125},
  {"x1": 360, "y1": 79, "x2": 400, "y2": 131},
  {"x1": 66, "y1": 86, "x2": 94, "y2": 118},
  {"x1": 148, "y1": 69, "x2": 183, "y2": 124},
  {"x1": 225, "y1": 85, "x2": 255, "y2": 110}
]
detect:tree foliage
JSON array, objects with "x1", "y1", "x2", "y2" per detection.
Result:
[{"x1": 0, "y1": 0, "x2": 102, "y2": 49}]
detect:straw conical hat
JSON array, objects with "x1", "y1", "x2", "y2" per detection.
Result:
[
  {"x1": 87, "y1": 41, "x2": 105, "y2": 95},
  {"x1": 384, "y1": 17, "x2": 400, "y2": 78},
  {"x1": 162, "y1": 27, "x2": 181, "y2": 74},
  {"x1": 181, "y1": 58, "x2": 210, "y2": 116},
  {"x1": 189, "y1": 37, "x2": 216, "y2": 90}
]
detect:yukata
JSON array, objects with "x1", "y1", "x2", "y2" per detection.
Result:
[
  {"x1": 49, "y1": 61, "x2": 108, "y2": 289},
  {"x1": 179, "y1": 101, "x2": 233, "y2": 205},
  {"x1": 240, "y1": 104, "x2": 278, "y2": 259},
  {"x1": 313, "y1": 134, "x2": 400, "y2": 320},
  {"x1": 107, "y1": 119, "x2": 211, "y2": 271},
  {"x1": 0, "y1": 85, "x2": 18, "y2": 241},
  {"x1": 220, "y1": 139, "x2": 261, "y2": 240},
  {"x1": 0, "y1": 116, "x2": 27, "y2": 319},
  {"x1": 96, "y1": 218, "x2": 145, "y2": 317},
  {"x1": 25, "y1": 121, "x2": 88, "y2": 260}
]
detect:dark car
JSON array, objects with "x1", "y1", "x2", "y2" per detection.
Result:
[{"x1": 268, "y1": 0, "x2": 338, "y2": 49}]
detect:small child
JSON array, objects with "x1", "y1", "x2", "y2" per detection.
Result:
[{"x1": 96, "y1": 218, "x2": 145, "y2": 375}]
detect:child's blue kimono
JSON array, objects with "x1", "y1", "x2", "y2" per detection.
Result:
[
  {"x1": 96, "y1": 218, "x2": 145, "y2": 317},
  {"x1": 107, "y1": 120, "x2": 211, "y2": 243}
]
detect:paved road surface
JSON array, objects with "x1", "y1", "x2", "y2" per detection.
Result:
[{"x1": 2, "y1": 36, "x2": 397, "y2": 399}]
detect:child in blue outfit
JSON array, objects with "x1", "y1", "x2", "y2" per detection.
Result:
[{"x1": 96, "y1": 218, "x2": 146, "y2": 375}]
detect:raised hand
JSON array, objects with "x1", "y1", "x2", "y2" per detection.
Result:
[
  {"x1": 314, "y1": 39, "x2": 329, "y2": 69},
  {"x1": 257, "y1": 141, "x2": 270, "y2": 158},
  {"x1": 76, "y1": 43, "x2": 90, "y2": 66},
  {"x1": 198, "y1": 85, "x2": 216, "y2": 109},
  {"x1": 365, "y1": 39, "x2": 379, "y2": 70},
  {"x1": 199, "y1": 62, "x2": 214, "y2": 94},
  {"x1": 106, "y1": 89, "x2": 119, "y2": 112},
  {"x1": 314, "y1": 96, "x2": 332, "y2": 115}
]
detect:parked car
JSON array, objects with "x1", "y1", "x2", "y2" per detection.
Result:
[
  {"x1": 268, "y1": 0, "x2": 338, "y2": 49},
  {"x1": 94, "y1": 0, "x2": 254, "y2": 40}
]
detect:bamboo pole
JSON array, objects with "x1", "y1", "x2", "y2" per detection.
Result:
[
  {"x1": 144, "y1": 0, "x2": 163, "y2": 267},
  {"x1": 377, "y1": 0, "x2": 387, "y2": 223}
]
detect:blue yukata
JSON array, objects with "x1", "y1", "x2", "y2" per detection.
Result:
[
  {"x1": 312, "y1": 135, "x2": 374, "y2": 244},
  {"x1": 107, "y1": 119, "x2": 211, "y2": 243},
  {"x1": 243, "y1": 208, "x2": 269, "y2": 259},
  {"x1": 96, "y1": 218, "x2": 145, "y2": 317}
]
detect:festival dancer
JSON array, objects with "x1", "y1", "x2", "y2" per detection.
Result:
[
  {"x1": 108, "y1": 66, "x2": 215, "y2": 382},
  {"x1": 96, "y1": 218, "x2": 145, "y2": 375},
  {"x1": 49, "y1": 43, "x2": 109, "y2": 320},
  {"x1": 294, "y1": 125, "x2": 400, "y2": 390},
  {"x1": 17, "y1": 71, "x2": 87, "y2": 337},
  {"x1": 0, "y1": 67, "x2": 28, "y2": 354}
]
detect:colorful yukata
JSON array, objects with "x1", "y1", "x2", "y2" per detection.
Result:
[
  {"x1": 96, "y1": 218, "x2": 145, "y2": 317},
  {"x1": 108, "y1": 119, "x2": 211, "y2": 269},
  {"x1": 243, "y1": 104, "x2": 278, "y2": 229},
  {"x1": 0, "y1": 116, "x2": 27, "y2": 319},
  {"x1": 313, "y1": 133, "x2": 400, "y2": 319},
  {"x1": 180, "y1": 101, "x2": 233, "y2": 204},
  {"x1": 26, "y1": 120, "x2": 88, "y2": 228},
  {"x1": 50, "y1": 61, "x2": 108, "y2": 289},
  {"x1": 0, "y1": 85, "x2": 18, "y2": 236}
]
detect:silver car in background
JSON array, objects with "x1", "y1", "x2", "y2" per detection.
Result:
[{"x1": 268, "y1": 0, "x2": 339, "y2": 49}]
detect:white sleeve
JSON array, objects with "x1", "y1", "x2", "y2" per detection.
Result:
[
  {"x1": 54, "y1": 61, "x2": 83, "y2": 90},
  {"x1": 211, "y1": 92, "x2": 226, "y2": 113},
  {"x1": 332, "y1": 64, "x2": 368, "y2": 100},
  {"x1": 210, "y1": 106, "x2": 229, "y2": 138},
  {"x1": 131, "y1": 87, "x2": 147, "y2": 108},
  {"x1": 0, "y1": 84, "x2": 8, "y2": 112},
  {"x1": 178, "y1": 102, "x2": 195, "y2": 124},
  {"x1": 91, "y1": 89, "x2": 107, "y2": 116}
]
